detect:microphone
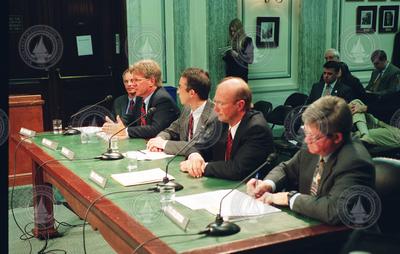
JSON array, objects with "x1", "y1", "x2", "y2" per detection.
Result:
[
  {"x1": 153, "y1": 125, "x2": 207, "y2": 192},
  {"x1": 63, "y1": 95, "x2": 113, "y2": 136},
  {"x1": 205, "y1": 152, "x2": 278, "y2": 236},
  {"x1": 99, "y1": 107, "x2": 156, "y2": 160}
]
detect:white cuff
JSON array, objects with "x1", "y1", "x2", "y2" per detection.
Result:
[
  {"x1": 289, "y1": 193, "x2": 301, "y2": 210},
  {"x1": 263, "y1": 179, "x2": 276, "y2": 192}
]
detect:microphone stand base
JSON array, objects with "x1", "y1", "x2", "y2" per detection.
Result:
[
  {"x1": 63, "y1": 128, "x2": 81, "y2": 136},
  {"x1": 206, "y1": 221, "x2": 240, "y2": 236},
  {"x1": 155, "y1": 181, "x2": 184, "y2": 192},
  {"x1": 100, "y1": 151, "x2": 124, "y2": 160}
]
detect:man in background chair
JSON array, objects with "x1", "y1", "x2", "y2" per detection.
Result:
[{"x1": 147, "y1": 67, "x2": 216, "y2": 155}]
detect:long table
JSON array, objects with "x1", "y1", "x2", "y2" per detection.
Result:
[{"x1": 12, "y1": 133, "x2": 350, "y2": 253}]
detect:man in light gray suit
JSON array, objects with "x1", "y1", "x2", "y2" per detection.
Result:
[
  {"x1": 247, "y1": 96, "x2": 375, "y2": 225},
  {"x1": 147, "y1": 67, "x2": 216, "y2": 155}
]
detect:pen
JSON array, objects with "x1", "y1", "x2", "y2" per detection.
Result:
[{"x1": 137, "y1": 150, "x2": 146, "y2": 154}]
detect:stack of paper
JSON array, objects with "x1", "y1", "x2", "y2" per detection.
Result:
[
  {"x1": 111, "y1": 168, "x2": 174, "y2": 186},
  {"x1": 176, "y1": 189, "x2": 281, "y2": 220},
  {"x1": 123, "y1": 150, "x2": 173, "y2": 161}
]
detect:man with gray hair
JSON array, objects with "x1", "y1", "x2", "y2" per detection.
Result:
[
  {"x1": 247, "y1": 96, "x2": 375, "y2": 225},
  {"x1": 324, "y1": 48, "x2": 340, "y2": 62}
]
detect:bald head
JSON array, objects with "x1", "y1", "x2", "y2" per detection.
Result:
[{"x1": 218, "y1": 77, "x2": 252, "y2": 111}]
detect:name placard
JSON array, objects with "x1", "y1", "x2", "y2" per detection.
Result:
[
  {"x1": 89, "y1": 170, "x2": 107, "y2": 189},
  {"x1": 19, "y1": 127, "x2": 36, "y2": 137},
  {"x1": 60, "y1": 147, "x2": 75, "y2": 160},
  {"x1": 41, "y1": 138, "x2": 58, "y2": 150},
  {"x1": 164, "y1": 206, "x2": 190, "y2": 231}
]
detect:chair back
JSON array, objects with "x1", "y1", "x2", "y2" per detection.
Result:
[
  {"x1": 253, "y1": 101, "x2": 273, "y2": 120},
  {"x1": 284, "y1": 92, "x2": 308, "y2": 108}
]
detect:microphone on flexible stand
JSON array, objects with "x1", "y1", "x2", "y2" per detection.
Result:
[
  {"x1": 99, "y1": 107, "x2": 157, "y2": 160},
  {"x1": 205, "y1": 153, "x2": 278, "y2": 236},
  {"x1": 153, "y1": 125, "x2": 207, "y2": 192},
  {"x1": 63, "y1": 95, "x2": 113, "y2": 136}
]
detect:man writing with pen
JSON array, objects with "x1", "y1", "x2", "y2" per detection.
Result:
[
  {"x1": 246, "y1": 96, "x2": 375, "y2": 225},
  {"x1": 179, "y1": 77, "x2": 275, "y2": 180}
]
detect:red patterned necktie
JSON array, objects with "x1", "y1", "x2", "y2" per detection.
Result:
[
  {"x1": 140, "y1": 102, "x2": 147, "y2": 126},
  {"x1": 310, "y1": 158, "x2": 325, "y2": 196},
  {"x1": 127, "y1": 99, "x2": 135, "y2": 114},
  {"x1": 225, "y1": 129, "x2": 233, "y2": 161},
  {"x1": 188, "y1": 113, "x2": 193, "y2": 141}
]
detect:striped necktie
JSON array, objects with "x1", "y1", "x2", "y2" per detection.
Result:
[
  {"x1": 225, "y1": 129, "x2": 233, "y2": 161},
  {"x1": 127, "y1": 99, "x2": 135, "y2": 115},
  {"x1": 310, "y1": 158, "x2": 325, "y2": 196},
  {"x1": 140, "y1": 102, "x2": 147, "y2": 126}
]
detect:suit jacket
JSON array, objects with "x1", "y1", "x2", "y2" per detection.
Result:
[
  {"x1": 366, "y1": 63, "x2": 400, "y2": 96},
  {"x1": 188, "y1": 110, "x2": 275, "y2": 180},
  {"x1": 265, "y1": 137, "x2": 375, "y2": 225},
  {"x1": 306, "y1": 80, "x2": 353, "y2": 105},
  {"x1": 127, "y1": 87, "x2": 180, "y2": 139},
  {"x1": 157, "y1": 100, "x2": 216, "y2": 155},
  {"x1": 113, "y1": 95, "x2": 143, "y2": 126}
]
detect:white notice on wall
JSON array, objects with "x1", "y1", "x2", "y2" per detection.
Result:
[{"x1": 76, "y1": 35, "x2": 93, "y2": 56}]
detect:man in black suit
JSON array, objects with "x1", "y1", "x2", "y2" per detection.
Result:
[
  {"x1": 247, "y1": 96, "x2": 375, "y2": 225},
  {"x1": 102, "y1": 59, "x2": 180, "y2": 139},
  {"x1": 109, "y1": 67, "x2": 143, "y2": 126},
  {"x1": 180, "y1": 77, "x2": 274, "y2": 180},
  {"x1": 306, "y1": 61, "x2": 353, "y2": 105},
  {"x1": 147, "y1": 67, "x2": 216, "y2": 155}
]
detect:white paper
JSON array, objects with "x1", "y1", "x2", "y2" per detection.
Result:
[
  {"x1": 76, "y1": 35, "x2": 93, "y2": 56},
  {"x1": 111, "y1": 168, "x2": 174, "y2": 186},
  {"x1": 123, "y1": 150, "x2": 173, "y2": 161},
  {"x1": 176, "y1": 189, "x2": 281, "y2": 220}
]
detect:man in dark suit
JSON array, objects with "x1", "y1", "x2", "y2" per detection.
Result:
[
  {"x1": 247, "y1": 96, "x2": 375, "y2": 225},
  {"x1": 147, "y1": 67, "x2": 216, "y2": 155},
  {"x1": 102, "y1": 59, "x2": 179, "y2": 139},
  {"x1": 110, "y1": 67, "x2": 143, "y2": 126},
  {"x1": 180, "y1": 77, "x2": 275, "y2": 180},
  {"x1": 306, "y1": 61, "x2": 353, "y2": 105}
]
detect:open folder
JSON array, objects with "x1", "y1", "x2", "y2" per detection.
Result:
[
  {"x1": 176, "y1": 189, "x2": 281, "y2": 220},
  {"x1": 111, "y1": 168, "x2": 174, "y2": 186}
]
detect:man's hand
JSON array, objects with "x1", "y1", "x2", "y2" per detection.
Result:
[
  {"x1": 349, "y1": 102, "x2": 367, "y2": 115},
  {"x1": 179, "y1": 153, "x2": 205, "y2": 178},
  {"x1": 147, "y1": 137, "x2": 167, "y2": 152},
  {"x1": 246, "y1": 179, "x2": 272, "y2": 199},
  {"x1": 257, "y1": 192, "x2": 289, "y2": 206},
  {"x1": 102, "y1": 115, "x2": 127, "y2": 138}
]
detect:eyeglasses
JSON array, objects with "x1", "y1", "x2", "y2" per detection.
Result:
[
  {"x1": 213, "y1": 99, "x2": 239, "y2": 107},
  {"x1": 304, "y1": 130, "x2": 331, "y2": 143},
  {"x1": 132, "y1": 77, "x2": 148, "y2": 83}
]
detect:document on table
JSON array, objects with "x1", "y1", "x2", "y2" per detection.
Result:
[
  {"x1": 111, "y1": 168, "x2": 174, "y2": 186},
  {"x1": 175, "y1": 189, "x2": 281, "y2": 220},
  {"x1": 123, "y1": 150, "x2": 173, "y2": 161}
]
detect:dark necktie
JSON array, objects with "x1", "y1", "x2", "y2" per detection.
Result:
[
  {"x1": 225, "y1": 129, "x2": 233, "y2": 161},
  {"x1": 140, "y1": 102, "x2": 147, "y2": 126},
  {"x1": 188, "y1": 113, "x2": 193, "y2": 141},
  {"x1": 310, "y1": 158, "x2": 325, "y2": 196},
  {"x1": 324, "y1": 84, "x2": 331, "y2": 96},
  {"x1": 371, "y1": 71, "x2": 383, "y2": 92},
  {"x1": 127, "y1": 99, "x2": 135, "y2": 115}
]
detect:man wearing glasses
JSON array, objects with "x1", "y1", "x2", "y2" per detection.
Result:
[
  {"x1": 247, "y1": 96, "x2": 375, "y2": 225},
  {"x1": 180, "y1": 77, "x2": 275, "y2": 180},
  {"x1": 146, "y1": 67, "x2": 216, "y2": 155},
  {"x1": 102, "y1": 59, "x2": 180, "y2": 139}
]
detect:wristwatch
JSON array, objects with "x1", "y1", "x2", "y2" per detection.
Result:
[{"x1": 287, "y1": 191, "x2": 299, "y2": 206}]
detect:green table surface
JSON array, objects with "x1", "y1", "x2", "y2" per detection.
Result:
[{"x1": 32, "y1": 133, "x2": 321, "y2": 253}]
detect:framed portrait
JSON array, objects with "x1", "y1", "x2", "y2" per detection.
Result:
[
  {"x1": 256, "y1": 17, "x2": 280, "y2": 48},
  {"x1": 378, "y1": 5, "x2": 399, "y2": 33},
  {"x1": 356, "y1": 6, "x2": 378, "y2": 33}
]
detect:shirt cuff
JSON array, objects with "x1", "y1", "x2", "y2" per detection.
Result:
[
  {"x1": 161, "y1": 140, "x2": 167, "y2": 149},
  {"x1": 289, "y1": 193, "x2": 301, "y2": 210},
  {"x1": 263, "y1": 179, "x2": 276, "y2": 192}
]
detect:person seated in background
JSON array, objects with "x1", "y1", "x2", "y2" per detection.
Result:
[
  {"x1": 349, "y1": 99, "x2": 400, "y2": 149},
  {"x1": 102, "y1": 59, "x2": 180, "y2": 139},
  {"x1": 146, "y1": 67, "x2": 216, "y2": 155},
  {"x1": 337, "y1": 61, "x2": 365, "y2": 101},
  {"x1": 111, "y1": 66, "x2": 143, "y2": 125},
  {"x1": 365, "y1": 49, "x2": 400, "y2": 99},
  {"x1": 247, "y1": 96, "x2": 375, "y2": 225},
  {"x1": 306, "y1": 61, "x2": 353, "y2": 105},
  {"x1": 179, "y1": 77, "x2": 274, "y2": 181},
  {"x1": 324, "y1": 48, "x2": 340, "y2": 62}
]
